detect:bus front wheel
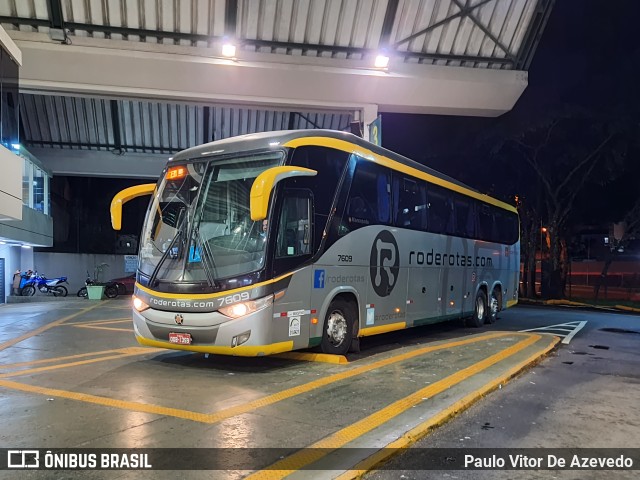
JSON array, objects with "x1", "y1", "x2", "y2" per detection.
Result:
[
  {"x1": 321, "y1": 298, "x2": 356, "y2": 356},
  {"x1": 468, "y1": 290, "x2": 488, "y2": 328}
]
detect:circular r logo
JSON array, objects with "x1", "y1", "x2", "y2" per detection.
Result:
[{"x1": 369, "y1": 230, "x2": 399, "y2": 297}]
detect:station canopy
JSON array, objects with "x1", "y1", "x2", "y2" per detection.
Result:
[{"x1": 0, "y1": 0, "x2": 552, "y2": 177}]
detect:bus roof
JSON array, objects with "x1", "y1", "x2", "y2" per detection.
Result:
[{"x1": 169, "y1": 129, "x2": 516, "y2": 213}]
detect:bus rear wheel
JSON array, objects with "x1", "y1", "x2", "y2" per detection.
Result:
[
  {"x1": 321, "y1": 298, "x2": 356, "y2": 356},
  {"x1": 468, "y1": 290, "x2": 487, "y2": 328},
  {"x1": 486, "y1": 290, "x2": 499, "y2": 324}
]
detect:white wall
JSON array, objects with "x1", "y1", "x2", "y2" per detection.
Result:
[
  {"x1": 0, "y1": 244, "x2": 31, "y2": 300},
  {"x1": 0, "y1": 145, "x2": 23, "y2": 221},
  {"x1": 33, "y1": 252, "x2": 134, "y2": 295}
]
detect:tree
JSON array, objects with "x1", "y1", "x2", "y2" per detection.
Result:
[
  {"x1": 490, "y1": 112, "x2": 628, "y2": 298},
  {"x1": 593, "y1": 197, "x2": 640, "y2": 301}
]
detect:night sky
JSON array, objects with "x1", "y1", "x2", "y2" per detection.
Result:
[{"x1": 383, "y1": 0, "x2": 640, "y2": 224}]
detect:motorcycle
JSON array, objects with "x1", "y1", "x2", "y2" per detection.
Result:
[
  {"x1": 77, "y1": 271, "x2": 119, "y2": 299},
  {"x1": 22, "y1": 272, "x2": 68, "y2": 297}
]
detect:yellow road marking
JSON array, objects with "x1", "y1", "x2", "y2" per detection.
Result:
[
  {"x1": 72, "y1": 324, "x2": 134, "y2": 333},
  {"x1": 0, "y1": 378, "x2": 212, "y2": 423},
  {"x1": 0, "y1": 332, "x2": 514, "y2": 424},
  {"x1": 337, "y1": 335, "x2": 560, "y2": 479},
  {"x1": 0, "y1": 303, "x2": 101, "y2": 352},
  {"x1": 246, "y1": 334, "x2": 541, "y2": 478},
  {"x1": 0, "y1": 348, "x2": 137, "y2": 369},
  {"x1": 64, "y1": 318, "x2": 131, "y2": 326},
  {"x1": 0, "y1": 348, "x2": 150, "y2": 379},
  {"x1": 274, "y1": 352, "x2": 348, "y2": 364}
]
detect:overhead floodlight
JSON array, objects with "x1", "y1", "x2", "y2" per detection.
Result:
[
  {"x1": 374, "y1": 54, "x2": 390, "y2": 69},
  {"x1": 222, "y1": 43, "x2": 236, "y2": 58},
  {"x1": 11, "y1": 143, "x2": 20, "y2": 151}
]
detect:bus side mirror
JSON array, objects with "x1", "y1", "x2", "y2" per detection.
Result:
[
  {"x1": 111, "y1": 183, "x2": 156, "y2": 230},
  {"x1": 250, "y1": 167, "x2": 317, "y2": 221}
]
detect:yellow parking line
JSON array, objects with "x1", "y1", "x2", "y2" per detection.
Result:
[
  {"x1": 0, "y1": 348, "x2": 134, "y2": 369},
  {"x1": 0, "y1": 349, "x2": 150, "y2": 379},
  {"x1": 336, "y1": 335, "x2": 560, "y2": 479},
  {"x1": 245, "y1": 334, "x2": 541, "y2": 478},
  {"x1": 0, "y1": 378, "x2": 211, "y2": 423},
  {"x1": 0, "y1": 303, "x2": 101, "y2": 352},
  {"x1": 72, "y1": 324, "x2": 134, "y2": 333},
  {"x1": 64, "y1": 318, "x2": 131, "y2": 326},
  {"x1": 0, "y1": 332, "x2": 522, "y2": 425}
]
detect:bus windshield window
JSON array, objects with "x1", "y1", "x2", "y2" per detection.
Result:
[{"x1": 138, "y1": 152, "x2": 283, "y2": 283}]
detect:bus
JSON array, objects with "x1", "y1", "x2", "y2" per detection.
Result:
[{"x1": 111, "y1": 129, "x2": 520, "y2": 357}]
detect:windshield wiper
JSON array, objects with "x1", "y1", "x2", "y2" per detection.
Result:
[
  {"x1": 148, "y1": 228, "x2": 183, "y2": 288},
  {"x1": 194, "y1": 227, "x2": 217, "y2": 288}
]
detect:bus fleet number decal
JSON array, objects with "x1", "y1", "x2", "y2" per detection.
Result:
[
  {"x1": 218, "y1": 291, "x2": 250, "y2": 306},
  {"x1": 338, "y1": 255, "x2": 353, "y2": 263}
]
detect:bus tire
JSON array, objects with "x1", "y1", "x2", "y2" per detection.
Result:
[
  {"x1": 468, "y1": 290, "x2": 487, "y2": 328},
  {"x1": 486, "y1": 289, "x2": 499, "y2": 324},
  {"x1": 321, "y1": 298, "x2": 356, "y2": 356}
]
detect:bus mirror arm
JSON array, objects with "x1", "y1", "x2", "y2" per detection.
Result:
[
  {"x1": 110, "y1": 183, "x2": 156, "y2": 230},
  {"x1": 250, "y1": 167, "x2": 317, "y2": 221}
]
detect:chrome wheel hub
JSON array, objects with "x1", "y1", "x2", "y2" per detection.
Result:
[{"x1": 326, "y1": 311, "x2": 348, "y2": 347}]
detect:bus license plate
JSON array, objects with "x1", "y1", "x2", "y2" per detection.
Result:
[{"x1": 169, "y1": 332, "x2": 192, "y2": 345}]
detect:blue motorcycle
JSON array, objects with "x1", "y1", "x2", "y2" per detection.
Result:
[{"x1": 21, "y1": 272, "x2": 68, "y2": 297}]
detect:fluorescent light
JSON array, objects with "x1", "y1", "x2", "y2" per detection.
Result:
[
  {"x1": 222, "y1": 43, "x2": 236, "y2": 58},
  {"x1": 11, "y1": 143, "x2": 20, "y2": 150},
  {"x1": 374, "y1": 54, "x2": 389, "y2": 69},
  {"x1": 22, "y1": 245, "x2": 32, "y2": 249}
]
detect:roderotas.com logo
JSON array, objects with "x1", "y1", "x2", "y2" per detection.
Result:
[{"x1": 369, "y1": 230, "x2": 399, "y2": 297}]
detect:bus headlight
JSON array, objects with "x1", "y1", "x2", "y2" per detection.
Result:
[
  {"x1": 219, "y1": 295, "x2": 273, "y2": 319},
  {"x1": 133, "y1": 295, "x2": 149, "y2": 312}
]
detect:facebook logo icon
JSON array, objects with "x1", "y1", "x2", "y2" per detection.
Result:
[{"x1": 314, "y1": 270, "x2": 325, "y2": 289}]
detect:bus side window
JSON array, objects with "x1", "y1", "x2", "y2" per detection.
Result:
[
  {"x1": 427, "y1": 186, "x2": 454, "y2": 235},
  {"x1": 478, "y1": 204, "x2": 495, "y2": 242},
  {"x1": 454, "y1": 195, "x2": 474, "y2": 238},
  {"x1": 393, "y1": 175, "x2": 426, "y2": 230},
  {"x1": 344, "y1": 160, "x2": 391, "y2": 232},
  {"x1": 276, "y1": 195, "x2": 312, "y2": 258}
]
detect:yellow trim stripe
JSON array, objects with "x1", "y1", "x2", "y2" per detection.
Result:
[
  {"x1": 283, "y1": 137, "x2": 517, "y2": 213},
  {"x1": 0, "y1": 303, "x2": 101, "y2": 353},
  {"x1": 0, "y1": 348, "x2": 150, "y2": 379},
  {"x1": 136, "y1": 336, "x2": 294, "y2": 357},
  {"x1": 135, "y1": 270, "x2": 295, "y2": 300},
  {"x1": 246, "y1": 333, "x2": 540, "y2": 478},
  {"x1": 336, "y1": 335, "x2": 560, "y2": 479},
  {"x1": 507, "y1": 299, "x2": 519, "y2": 308},
  {"x1": 359, "y1": 322, "x2": 406, "y2": 337}
]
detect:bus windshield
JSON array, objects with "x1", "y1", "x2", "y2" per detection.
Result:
[{"x1": 139, "y1": 151, "x2": 284, "y2": 284}]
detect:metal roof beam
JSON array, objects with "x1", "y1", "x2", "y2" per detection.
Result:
[
  {"x1": 392, "y1": 0, "x2": 494, "y2": 48},
  {"x1": 109, "y1": 99, "x2": 123, "y2": 153},
  {"x1": 379, "y1": 0, "x2": 400, "y2": 47},
  {"x1": 224, "y1": 0, "x2": 238, "y2": 37},
  {"x1": 515, "y1": 0, "x2": 555, "y2": 70},
  {"x1": 450, "y1": 0, "x2": 513, "y2": 59}
]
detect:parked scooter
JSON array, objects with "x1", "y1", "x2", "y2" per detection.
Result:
[
  {"x1": 21, "y1": 272, "x2": 68, "y2": 297},
  {"x1": 77, "y1": 271, "x2": 119, "y2": 299}
]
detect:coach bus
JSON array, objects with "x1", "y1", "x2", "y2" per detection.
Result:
[{"x1": 111, "y1": 130, "x2": 520, "y2": 356}]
